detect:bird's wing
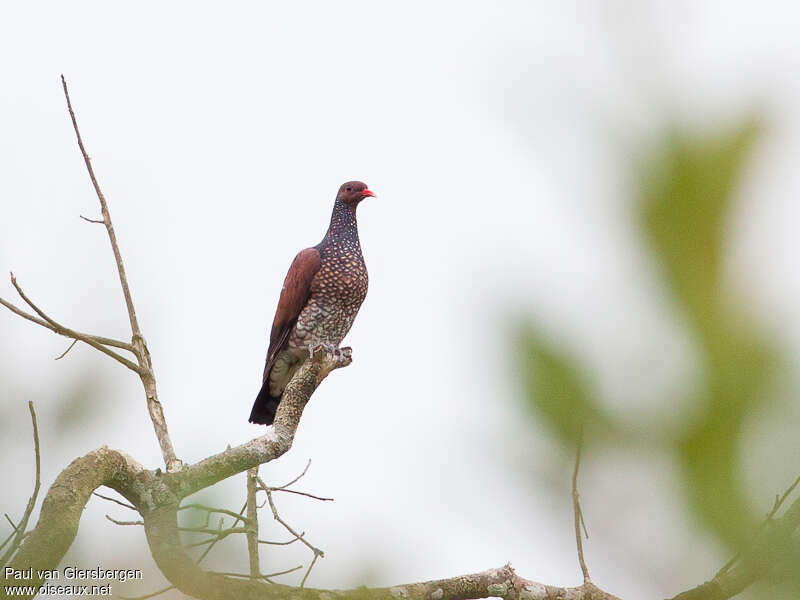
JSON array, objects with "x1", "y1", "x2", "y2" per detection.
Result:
[{"x1": 262, "y1": 247, "x2": 322, "y2": 382}]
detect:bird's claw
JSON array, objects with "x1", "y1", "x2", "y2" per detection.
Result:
[{"x1": 310, "y1": 342, "x2": 338, "y2": 361}]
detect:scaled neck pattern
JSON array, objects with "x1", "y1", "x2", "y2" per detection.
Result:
[{"x1": 320, "y1": 199, "x2": 361, "y2": 253}]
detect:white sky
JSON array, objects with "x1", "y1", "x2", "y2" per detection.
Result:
[{"x1": 2, "y1": 2, "x2": 800, "y2": 599}]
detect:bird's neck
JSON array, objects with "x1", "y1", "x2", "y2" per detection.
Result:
[{"x1": 324, "y1": 199, "x2": 360, "y2": 243}]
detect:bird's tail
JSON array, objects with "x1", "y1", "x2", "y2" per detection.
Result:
[{"x1": 249, "y1": 379, "x2": 280, "y2": 425}]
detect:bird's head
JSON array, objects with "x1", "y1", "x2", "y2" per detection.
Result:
[{"x1": 337, "y1": 181, "x2": 375, "y2": 205}]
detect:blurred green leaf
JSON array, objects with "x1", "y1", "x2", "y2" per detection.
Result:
[
  {"x1": 638, "y1": 120, "x2": 776, "y2": 549},
  {"x1": 517, "y1": 326, "x2": 611, "y2": 446},
  {"x1": 639, "y1": 121, "x2": 760, "y2": 331}
]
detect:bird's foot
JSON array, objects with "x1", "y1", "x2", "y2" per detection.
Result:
[{"x1": 309, "y1": 342, "x2": 338, "y2": 361}]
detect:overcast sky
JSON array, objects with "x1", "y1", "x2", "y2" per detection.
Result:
[{"x1": 2, "y1": 2, "x2": 800, "y2": 599}]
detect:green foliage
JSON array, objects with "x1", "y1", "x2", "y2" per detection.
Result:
[
  {"x1": 520, "y1": 119, "x2": 787, "y2": 552},
  {"x1": 639, "y1": 123, "x2": 773, "y2": 549},
  {"x1": 517, "y1": 328, "x2": 611, "y2": 445}
]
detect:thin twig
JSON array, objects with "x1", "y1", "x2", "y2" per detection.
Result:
[
  {"x1": 179, "y1": 526, "x2": 247, "y2": 536},
  {"x1": 0, "y1": 519, "x2": 19, "y2": 556},
  {"x1": 300, "y1": 552, "x2": 320, "y2": 589},
  {"x1": 54, "y1": 339, "x2": 79, "y2": 360},
  {"x1": 105, "y1": 515, "x2": 144, "y2": 526},
  {"x1": 246, "y1": 467, "x2": 260, "y2": 578},
  {"x1": 61, "y1": 74, "x2": 180, "y2": 471},
  {"x1": 8, "y1": 273, "x2": 140, "y2": 372},
  {"x1": 715, "y1": 472, "x2": 800, "y2": 577},
  {"x1": 61, "y1": 75, "x2": 141, "y2": 339},
  {"x1": 3, "y1": 515, "x2": 16, "y2": 530},
  {"x1": 211, "y1": 565, "x2": 302, "y2": 580},
  {"x1": 196, "y1": 501, "x2": 247, "y2": 563},
  {"x1": 0, "y1": 295, "x2": 135, "y2": 352},
  {"x1": 258, "y1": 535, "x2": 304, "y2": 546},
  {"x1": 93, "y1": 491, "x2": 136, "y2": 511},
  {"x1": 262, "y1": 487, "x2": 334, "y2": 502},
  {"x1": 183, "y1": 526, "x2": 250, "y2": 547},
  {"x1": 79, "y1": 215, "x2": 105, "y2": 224},
  {"x1": 274, "y1": 459, "x2": 312, "y2": 489},
  {"x1": 0, "y1": 402, "x2": 41, "y2": 567},
  {"x1": 259, "y1": 476, "x2": 324, "y2": 558},
  {"x1": 572, "y1": 427, "x2": 591, "y2": 584},
  {"x1": 178, "y1": 503, "x2": 252, "y2": 524}
]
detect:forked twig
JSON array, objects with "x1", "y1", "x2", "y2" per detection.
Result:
[
  {"x1": 572, "y1": 427, "x2": 591, "y2": 584},
  {"x1": 59, "y1": 75, "x2": 180, "y2": 471},
  {"x1": 8, "y1": 273, "x2": 139, "y2": 372},
  {"x1": 60, "y1": 75, "x2": 140, "y2": 339},
  {"x1": 715, "y1": 472, "x2": 800, "y2": 577},
  {"x1": 0, "y1": 402, "x2": 41, "y2": 566},
  {"x1": 258, "y1": 475, "x2": 324, "y2": 588},
  {"x1": 274, "y1": 459, "x2": 312, "y2": 489}
]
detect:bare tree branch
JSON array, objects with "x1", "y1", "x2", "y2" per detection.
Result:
[
  {"x1": 93, "y1": 491, "x2": 136, "y2": 511},
  {"x1": 261, "y1": 486, "x2": 334, "y2": 502},
  {"x1": 572, "y1": 427, "x2": 591, "y2": 584},
  {"x1": 196, "y1": 501, "x2": 247, "y2": 563},
  {"x1": 6, "y1": 273, "x2": 140, "y2": 372},
  {"x1": 60, "y1": 74, "x2": 141, "y2": 341},
  {"x1": 179, "y1": 503, "x2": 253, "y2": 524},
  {"x1": 260, "y1": 477, "x2": 324, "y2": 559},
  {"x1": 274, "y1": 458, "x2": 312, "y2": 489},
  {"x1": 0, "y1": 295, "x2": 132, "y2": 351},
  {"x1": 105, "y1": 515, "x2": 144, "y2": 526},
  {"x1": 668, "y1": 478, "x2": 800, "y2": 600},
  {"x1": 246, "y1": 467, "x2": 260, "y2": 578},
  {"x1": 714, "y1": 472, "x2": 800, "y2": 579},
  {"x1": 59, "y1": 75, "x2": 181, "y2": 471},
  {"x1": 0, "y1": 402, "x2": 41, "y2": 567}
]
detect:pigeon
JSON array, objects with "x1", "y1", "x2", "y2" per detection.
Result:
[{"x1": 249, "y1": 181, "x2": 375, "y2": 425}]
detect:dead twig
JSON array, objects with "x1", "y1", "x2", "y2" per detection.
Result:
[
  {"x1": 259, "y1": 486, "x2": 334, "y2": 502},
  {"x1": 60, "y1": 75, "x2": 180, "y2": 471},
  {"x1": 572, "y1": 427, "x2": 590, "y2": 584},
  {"x1": 105, "y1": 515, "x2": 144, "y2": 526},
  {"x1": 258, "y1": 477, "x2": 323, "y2": 558},
  {"x1": 246, "y1": 467, "x2": 260, "y2": 578},
  {"x1": 258, "y1": 535, "x2": 304, "y2": 546},
  {"x1": 258, "y1": 459, "x2": 333, "y2": 501},
  {"x1": 93, "y1": 491, "x2": 136, "y2": 511},
  {"x1": 211, "y1": 564, "x2": 302, "y2": 581},
  {"x1": 8, "y1": 273, "x2": 140, "y2": 372},
  {"x1": 0, "y1": 402, "x2": 41, "y2": 567},
  {"x1": 300, "y1": 552, "x2": 320, "y2": 589},
  {"x1": 196, "y1": 501, "x2": 247, "y2": 563},
  {"x1": 715, "y1": 472, "x2": 800, "y2": 577},
  {"x1": 274, "y1": 459, "x2": 312, "y2": 489},
  {"x1": 257, "y1": 474, "x2": 324, "y2": 588},
  {"x1": 54, "y1": 339, "x2": 79, "y2": 360},
  {"x1": 178, "y1": 503, "x2": 252, "y2": 524},
  {"x1": 0, "y1": 285, "x2": 136, "y2": 362}
]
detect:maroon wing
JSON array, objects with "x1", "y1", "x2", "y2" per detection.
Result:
[{"x1": 261, "y1": 247, "x2": 321, "y2": 383}]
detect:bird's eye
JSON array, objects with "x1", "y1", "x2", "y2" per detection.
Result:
[{"x1": 346, "y1": 187, "x2": 352, "y2": 192}]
